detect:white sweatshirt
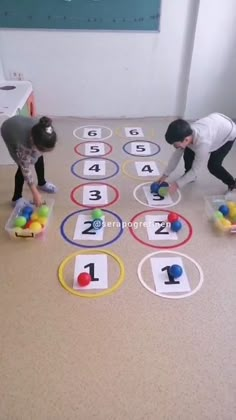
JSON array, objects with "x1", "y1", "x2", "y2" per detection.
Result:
[{"x1": 163, "y1": 113, "x2": 236, "y2": 188}]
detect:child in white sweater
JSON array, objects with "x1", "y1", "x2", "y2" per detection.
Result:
[{"x1": 158, "y1": 113, "x2": 236, "y2": 194}]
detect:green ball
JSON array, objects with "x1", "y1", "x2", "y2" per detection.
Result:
[
  {"x1": 92, "y1": 208, "x2": 103, "y2": 220},
  {"x1": 158, "y1": 187, "x2": 168, "y2": 197},
  {"x1": 37, "y1": 205, "x2": 49, "y2": 218},
  {"x1": 14, "y1": 216, "x2": 27, "y2": 228},
  {"x1": 214, "y1": 210, "x2": 224, "y2": 219}
]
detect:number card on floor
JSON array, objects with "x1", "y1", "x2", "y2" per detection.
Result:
[
  {"x1": 85, "y1": 143, "x2": 105, "y2": 156},
  {"x1": 83, "y1": 128, "x2": 102, "y2": 139},
  {"x1": 135, "y1": 161, "x2": 160, "y2": 177},
  {"x1": 150, "y1": 257, "x2": 191, "y2": 294},
  {"x1": 73, "y1": 254, "x2": 108, "y2": 290},
  {"x1": 73, "y1": 215, "x2": 105, "y2": 241},
  {"x1": 125, "y1": 127, "x2": 144, "y2": 138},
  {"x1": 83, "y1": 160, "x2": 106, "y2": 176},
  {"x1": 145, "y1": 215, "x2": 177, "y2": 241},
  {"x1": 143, "y1": 186, "x2": 173, "y2": 206},
  {"x1": 131, "y1": 142, "x2": 151, "y2": 156},
  {"x1": 82, "y1": 185, "x2": 108, "y2": 205}
]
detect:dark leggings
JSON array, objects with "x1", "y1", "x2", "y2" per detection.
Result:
[
  {"x1": 183, "y1": 140, "x2": 235, "y2": 187},
  {"x1": 12, "y1": 156, "x2": 46, "y2": 201}
]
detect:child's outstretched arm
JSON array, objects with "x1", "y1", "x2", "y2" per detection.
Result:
[{"x1": 16, "y1": 149, "x2": 44, "y2": 206}]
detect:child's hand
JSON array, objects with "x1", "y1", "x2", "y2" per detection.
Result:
[
  {"x1": 168, "y1": 182, "x2": 178, "y2": 194},
  {"x1": 157, "y1": 176, "x2": 167, "y2": 184},
  {"x1": 30, "y1": 184, "x2": 44, "y2": 207}
]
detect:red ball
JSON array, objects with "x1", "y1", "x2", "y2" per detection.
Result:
[
  {"x1": 77, "y1": 272, "x2": 91, "y2": 287},
  {"x1": 167, "y1": 212, "x2": 179, "y2": 223}
]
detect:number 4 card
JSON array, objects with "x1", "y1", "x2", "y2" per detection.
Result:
[
  {"x1": 83, "y1": 160, "x2": 106, "y2": 176},
  {"x1": 73, "y1": 254, "x2": 108, "y2": 290},
  {"x1": 135, "y1": 161, "x2": 160, "y2": 177}
]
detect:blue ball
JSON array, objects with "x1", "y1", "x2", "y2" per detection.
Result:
[
  {"x1": 218, "y1": 204, "x2": 229, "y2": 216},
  {"x1": 150, "y1": 182, "x2": 160, "y2": 194},
  {"x1": 171, "y1": 220, "x2": 182, "y2": 232},
  {"x1": 169, "y1": 264, "x2": 183, "y2": 279},
  {"x1": 21, "y1": 206, "x2": 33, "y2": 216}
]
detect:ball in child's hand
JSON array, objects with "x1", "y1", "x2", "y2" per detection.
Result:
[{"x1": 150, "y1": 182, "x2": 159, "y2": 194}]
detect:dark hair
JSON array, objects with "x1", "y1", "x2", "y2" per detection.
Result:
[
  {"x1": 31, "y1": 116, "x2": 57, "y2": 151},
  {"x1": 165, "y1": 119, "x2": 193, "y2": 144}
]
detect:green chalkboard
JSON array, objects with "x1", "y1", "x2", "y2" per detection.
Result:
[{"x1": 0, "y1": 0, "x2": 161, "y2": 31}]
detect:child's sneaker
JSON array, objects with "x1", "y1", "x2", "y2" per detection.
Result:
[{"x1": 38, "y1": 182, "x2": 58, "y2": 193}]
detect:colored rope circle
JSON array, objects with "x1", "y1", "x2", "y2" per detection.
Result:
[
  {"x1": 74, "y1": 141, "x2": 113, "y2": 157},
  {"x1": 58, "y1": 249, "x2": 125, "y2": 298},
  {"x1": 70, "y1": 182, "x2": 120, "y2": 208},
  {"x1": 137, "y1": 250, "x2": 204, "y2": 299},
  {"x1": 128, "y1": 209, "x2": 193, "y2": 249},
  {"x1": 60, "y1": 208, "x2": 124, "y2": 248},
  {"x1": 122, "y1": 140, "x2": 160, "y2": 157},
  {"x1": 73, "y1": 125, "x2": 112, "y2": 141},
  {"x1": 133, "y1": 182, "x2": 181, "y2": 208},
  {"x1": 71, "y1": 157, "x2": 120, "y2": 181},
  {"x1": 122, "y1": 159, "x2": 166, "y2": 181}
]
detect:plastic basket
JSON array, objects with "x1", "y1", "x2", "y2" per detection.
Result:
[
  {"x1": 5, "y1": 198, "x2": 54, "y2": 239},
  {"x1": 205, "y1": 195, "x2": 236, "y2": 234}
]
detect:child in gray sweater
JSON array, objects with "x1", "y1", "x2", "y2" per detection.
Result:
[{"x1": 1, "y1": 115, "x2": 58, "y2": 207}]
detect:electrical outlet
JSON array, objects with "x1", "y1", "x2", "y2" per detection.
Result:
[{"x1": 9, "y1": 71, "x2": 24, "y2": 80}]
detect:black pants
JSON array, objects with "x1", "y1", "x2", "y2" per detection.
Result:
[
  {"x1": 12, "y1": 156, "x2": 46, "y2": 201},
  {"x1": 183, "y1": 140, "x2": 235, "y2": 187}
]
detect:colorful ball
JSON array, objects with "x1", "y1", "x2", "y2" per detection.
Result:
[
  {"x1": 158, "y1": 187, "x2": 168, "y2": 197},
  {"x1": 171, "y1": 220, "x2": 182, "y2": 232},
  {"x1": 77, "y1": 272, "x2": 91, "y2": 287},
  {"x1": 229, "y1": 208, "x2": 236, "y2": 222},
  {"x1": 29, "y1": 221, "x2": 42, "y2": 233},
  {"x1": 37, "y1": 205, "x2": 49, "y2": 218},
  {"x1": 37, "y1": 217, "x2": 48, "y2": 227},
  {"x1": 218, "y1": 204, "x2": 229, "y2": 216},
  {"x1": 92, "y1": 208, "x2": 103, "y2": 220},
  {"x1": 21, "y1": 206, "x2": 33, "y2": 216},
  {"x1": 150, "y1": 182, "x2": 159, "y2": 194},
  {"x1": 168, "y1": 213, "x2": 179, "y2": 223},
  {"x1": 31, "y1": 212, "x2": 39, "y2": 221},
  {"x1": 214, "y1": 210, "x2": 224, "y2": 219},
  {"x1": 169, "y1": 264, "x2": 183, "y2": 279},
  {"x1": 14, "y1": 216, "x2": 27, "y2": 228},
  {"x1": 226, "y1": 201, "x2": 236, "y2": 210},
  {"x1": 221, "y1": 218, "x2": 232, "y2": 228}
]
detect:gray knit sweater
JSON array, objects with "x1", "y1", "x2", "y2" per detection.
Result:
[{"x1": 1, "y1": 115, "x2": 42, "y2": 185}]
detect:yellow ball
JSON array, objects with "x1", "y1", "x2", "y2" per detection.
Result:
[
  {"x1": 229, "y1": 208, "x2": 236, "y2": 222},
  {"x1": 221, "y1": 218, "x2": 231, "y2": 228},
  {"x1": 37, "y1": 217, "x2": 48, "y2": 226},
  {"x1": 29, "y1": 221, "x2": 42, "y2": 233},
  {"x1": 226, "y1": 201, "x2": 236, "y2": 210},
  {"x1": 31, "y1": 212, "x2": 38, "y2": 221}
]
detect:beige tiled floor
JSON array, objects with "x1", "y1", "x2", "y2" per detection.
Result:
[{"x1": 0, "y1": 117, "x2": 235, "y2": 420}]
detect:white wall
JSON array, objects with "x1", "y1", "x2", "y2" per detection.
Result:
[
  {"x1": 185, "y1": 0, "x2": 236, "y2": 120},
  {"x1": 0, "y1": 57, "x2": 4, "y2": 80},
  {"x1": 0, "y1": 0, "x2": 197, "y2": 118}
]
